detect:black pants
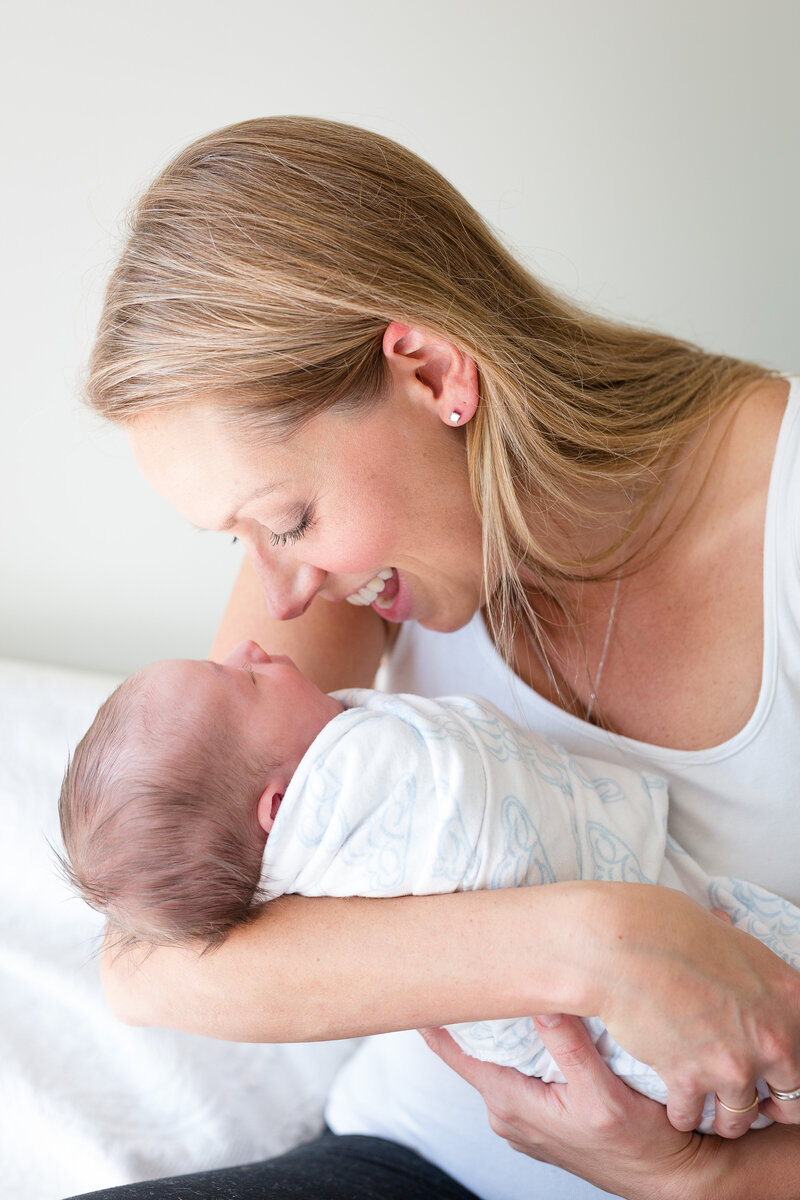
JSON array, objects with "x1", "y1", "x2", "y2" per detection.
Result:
[{"x1": 63, "y1": 1128, "x2": 481, "y2": 1199}]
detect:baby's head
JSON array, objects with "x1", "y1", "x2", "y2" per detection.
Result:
[{"x1": 58, "y1": 640, "x2": 342, "y2": 948}]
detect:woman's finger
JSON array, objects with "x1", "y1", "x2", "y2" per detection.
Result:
[
  {"x1": 416, "y1": 1027, "x2": 538, "y2": 1105},
  {"x1": 664, "y1": 1087, "x2": 708, "y2": 1133},
  {"x1": 712, "y1": 1086, "x2": 763, "y2": 1139},
  {"x1": 531, "y1": 1013, "x2": 617, "y2": 1091},
  {"x1": 533, "y1": 1014, "x2": 714, "y2": 1134},
  {"x1": 760, "y1": 1081, "x2": 800, "y2": 1126}
]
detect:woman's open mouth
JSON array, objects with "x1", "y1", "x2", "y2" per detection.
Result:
[{"x1": 345, "y1": 568, "x2": 398, "y2": 610}]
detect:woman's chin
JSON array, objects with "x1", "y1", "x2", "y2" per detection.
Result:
[{"x1": 415, "y1": 603, "x2": 480, "y2": 635}]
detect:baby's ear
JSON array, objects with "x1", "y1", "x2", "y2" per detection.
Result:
[{"x1": 256, "y1": 787, "x2": 283, "y2": 834}]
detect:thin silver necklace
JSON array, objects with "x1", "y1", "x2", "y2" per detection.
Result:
[{"x1": 584, "y1": 574, "x2": 622, "y2": 724}]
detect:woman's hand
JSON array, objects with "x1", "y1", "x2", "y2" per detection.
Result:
[
  {"x1": 576, "y1": 884, "x2": 800, "y2": 1132},
  {"x1": 418, "y1": 1016, "x2": 719, "y2": 1200}
]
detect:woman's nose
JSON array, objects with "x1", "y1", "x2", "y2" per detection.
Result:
[{"x1": 245, "y1": 539, "x2": 326, "y2": 621}]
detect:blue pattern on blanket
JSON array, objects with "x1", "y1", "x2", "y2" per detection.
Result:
[
  {"x1": 339, "y1": 771, "x2": 416, "y2": 891},
  {"x1": 642, "y1": 773, "x2": 669, "y2": 796},
  {"x1": 708, "y1": 877, "x2": 800, "y2": 969},
  {"x1": 432, "y1": 794, "x2": 479, "y2": 886},
  {"x1": 396, "y1": 693, "x2": 574, "y2": 786},
  {"x1": 587, "y1": 821, "x2": 653, "y2": 883},
  {"x1": 451, "y1": 699, "x2": 578, "y2": 795},
  {"x1": 490, "y1": 795, "x2": 557, "y2": 888},
  {"x1": 569, "y1": 757, "x2": 620, "y2": 803},
  {"x1": 465, "y1": 1016, "x2": 542, "y2": 1056},
  {"x1": 523, "y1": 742, "x2": 577, "y2": 796},
  {"x1": 374, "y1": 693, "x2": 480, "y2": 751},
  {"x1": 570, "y1": 765, "x2": 627, "y2": 804},
  {"x1": 268, "y1": 760, "x2": 344, "y2": 850},
  {"x1": 438, "y1": 697, "x2": 538, "y2": 764}
]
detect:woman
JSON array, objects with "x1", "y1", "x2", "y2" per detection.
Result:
[{"x1": 74, "y1": 116, "x2": 800, "y2": 1199}]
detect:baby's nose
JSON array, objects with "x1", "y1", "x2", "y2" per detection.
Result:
[{"x1": 222, "y1": 640, "x2": 270, "y2": 668}]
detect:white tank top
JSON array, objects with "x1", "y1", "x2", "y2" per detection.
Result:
[{"x1": 326, "y1": 376, "x2": 800, "y2": 1200}]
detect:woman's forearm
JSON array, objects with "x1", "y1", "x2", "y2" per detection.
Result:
[
  {"x1": 102, "y1": 884, "x2": 600, "y2": 1041},
  {"x1": 102, "y1": 877, "x2": 800, "y2": 1123}
]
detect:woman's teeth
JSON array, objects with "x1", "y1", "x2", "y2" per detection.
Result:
[{"x1": 345, "y1": 568, "x2": 394, "y2": 607}]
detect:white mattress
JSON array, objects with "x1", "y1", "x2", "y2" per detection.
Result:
[{"x1": 0, "y1": 658, "x2": 358, "y2": 1200}]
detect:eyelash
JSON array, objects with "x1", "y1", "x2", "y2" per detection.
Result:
[
  {"x1": 229, "y1": 507, "x2": 315, "y2": 549},
  {"x1": 268, "y1": 507, "x2": 315, "y2": 548}
]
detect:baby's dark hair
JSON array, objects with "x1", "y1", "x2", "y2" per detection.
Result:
[{"x1": 58, "y1": 668, "x2": 271, "y2": 950}]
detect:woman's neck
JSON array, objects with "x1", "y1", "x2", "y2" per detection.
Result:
[
  {"x1": 523, "y1": 398, "x2": 738, "y2": 588},
  {"x1": 509, "y1": 376, "x2": 790, "y2": 744}
]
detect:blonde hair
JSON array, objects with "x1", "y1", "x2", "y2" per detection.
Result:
[{"x1": 86, "y1": 115, "x2": 771, "y2": 666}]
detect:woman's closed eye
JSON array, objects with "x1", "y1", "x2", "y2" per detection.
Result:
[{"x1": 268, "y1": 506, "x2": 315, "y2": 548}]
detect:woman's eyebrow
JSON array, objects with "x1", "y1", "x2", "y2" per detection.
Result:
[{"x1": 193, "y1": 481, "x2": 288, "y2": 533}]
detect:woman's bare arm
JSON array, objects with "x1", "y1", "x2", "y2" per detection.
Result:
[
  {"x1": 102, "y1": 885, "x2": 597, "y2": 1041},
  {"x1": 101, "y1": 881, "x2": 800, "y2": 1128},
  {"x1": 210, "y1": 556, "x2": 389, "y2": 690}
]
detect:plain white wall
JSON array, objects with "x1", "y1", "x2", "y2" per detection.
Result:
[{"x1": 1, "y1": 0, "x2": 797, "y2": 676}]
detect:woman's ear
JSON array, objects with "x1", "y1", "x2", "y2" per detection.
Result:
[
  {"x1": 256, "y1": 786, "x2": 284, "y2": 834},
  {"x1": 382, "y1": 320, "x2": 479, "y2": 426}
]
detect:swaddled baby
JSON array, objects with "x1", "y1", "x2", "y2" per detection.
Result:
[{"x1": 59, "y1": 639, "x2": 800, "y2": 1132}]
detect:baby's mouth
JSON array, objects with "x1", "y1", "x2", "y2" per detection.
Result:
[{"x1": 345, "y1": 568, "x2": 397, "y2": 609}]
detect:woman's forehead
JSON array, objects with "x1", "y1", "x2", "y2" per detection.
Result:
[
  {"x1": 126, "y1": 405, "x2": 304, "y2": 528},
  {"x1": 126, "y1": 399, "x2": 386, "y2": 527},
  {"x1": 127, "y1": 403, "x2": 276, "y2": 474}
]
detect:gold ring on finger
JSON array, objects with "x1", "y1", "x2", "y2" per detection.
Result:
[
  {"x1": 715, "y1": 1089, "x2": 760, "y2": 1114},
  {"x1": 767, "y1": 1083, "x2": 800, "y2": 1102}
]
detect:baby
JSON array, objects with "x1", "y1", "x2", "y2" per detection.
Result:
[{"x1": 59, "y1": 640, "x2": 800, "y2": 1132}]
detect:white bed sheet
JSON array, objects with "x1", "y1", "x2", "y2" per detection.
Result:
[{"x1": 0, "y1": 658, "x2": 359, "y2": 1200}]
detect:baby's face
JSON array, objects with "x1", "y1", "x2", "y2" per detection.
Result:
[{"x1": 141, "y1": 641, "x2": 343, "y2": 787}]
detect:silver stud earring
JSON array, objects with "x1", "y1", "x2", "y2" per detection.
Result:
[{"x1": 448, "y1": 411, "x2": 461, "y2": 425}]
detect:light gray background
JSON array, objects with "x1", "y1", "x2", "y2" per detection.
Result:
[{"x1": 2, "y1": 0, "x2": 797, "y2": 676}]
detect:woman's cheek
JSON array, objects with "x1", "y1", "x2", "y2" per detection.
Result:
[{"x1": 314, "y1": 521, "x2": 399, "y2": 575}]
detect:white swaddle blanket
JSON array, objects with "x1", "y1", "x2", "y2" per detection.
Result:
[{"x1": 261, "y1": 688, "x2": 800, "y2": 1134}]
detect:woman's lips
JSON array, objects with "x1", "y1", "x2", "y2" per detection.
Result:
[
  {"x1": 373, "y1": 568, "x2": 399, "y2": 611},
  {"x1": 372, "y1": 569, "x2": 411, "y2": 622},
  {"x1": 344, "y1": 568, "x2": 409, "y2": 621},
  {"x1": 344, "y1": 568, "x2": 393, "y2": 607}
]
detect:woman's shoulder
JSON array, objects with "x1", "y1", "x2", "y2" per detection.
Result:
[
  {"x1": 593, "y1": 373, "x2": 795, "y2": 750},
  {"x1": 725, "y1": 374, "x2": 792, "y2": 463},
  {"x1": 709, "y1": 375, "x2": 793, "y2": 555}
]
